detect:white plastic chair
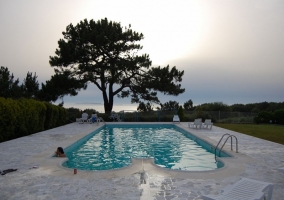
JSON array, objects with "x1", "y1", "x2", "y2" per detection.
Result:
[
  {"x1": 188, "y1": 118, "x2": 202, "y2": 128},
  {"x1": 173, "y1": 115, "x2": 180, "y2": 123},
  {"x1": 201, "y1": 178, "x2": 274, "y2": 200},
  {"x1": 90, "y1": 114, "x2": 98, "y2": 123},
  {"x1": 203, "y1": 119, "x2": 213, "y2": 129},
  {"x1": 79, "y1": 113, "x2": 89, "y2": 123}
]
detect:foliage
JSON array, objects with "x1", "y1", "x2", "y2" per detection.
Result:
[
  {"x1": 160, "y1": 100, "x2": 179, "y2": 111},
  {"x1": 253, "y1": 109, "x2": 284, "y2": 125},
  {"x1": 183, "y1": 99, "x2": 193, "y2": 110},
  {"x1": 137, "y1": 102, "x2": 153, "y2": 112},
  {"x1": 230, "y1": 103, "x2": 255, "y2": 112},
  {"x1": 0, "y1": 97, "x2": 67, "y2": 143},
  {"x1": 49, "y1": 18, "x2": 184, "y2": 113},
  {"x1": 191, "y1": 111, "x2": 213, "y2": 122},
  {"x1": 274, "y1": 109, "x2": 284, "y2": 124},
  {"x1": 0, "y1": 98, "x2": 20, "y2": 141},
  {"x1": 17, "y1": 98, "x2": 46, "y2": 135},
  {"x1": 44, "y1": 102, "x2": 59, "y2": 129},
  {"x1": 254, "y1": 111, "x2": 274, "y2": 124},
  {"x1": 21, "y1": 72, "x2": 39, "y2": 99},
  {"x1": 0, "y1": 66, "x2": 22, "y2": 98},
  {"x1": 38, "y1": 72, "x2": 86, "y2": 103},
  {"x1": 230, "y1": 102, "x2": 284, "y2": 113},
  {"x1": 65, "y1": 107, "x2": 82, "y2": 122},
  {"x1": 84, "y1": 109, "x2": 98, "y2": 115},
  {"x1": 195, "y1": 102, "x2": 230, "y2": 112},
  {"x1": 0, "y1": 67, "x2": 40, "y2": 100},
  {"x1": 266, "y1": 102, "x2": 284, "y2": 112},
  {"x1": 218, "y1": 116, "x2": 255, "y2": 124},
  {"x1": 177, "y1": 106, "x2": 185, "y2": 121}
]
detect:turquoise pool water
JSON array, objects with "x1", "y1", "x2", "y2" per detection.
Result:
[{"x1": 63, "y1": 124, "x2": 228, "y2": 171}]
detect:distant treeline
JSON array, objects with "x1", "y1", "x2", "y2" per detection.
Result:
[
  {"x1": 192, "y1": 101, "x2": 284, "y2": 113},
  {"x1": 158, "y1": 100, "x2": 284, "y2": 113},
  {"x1": 182, "y1": 101, "x2": 284, "y2": 125}
]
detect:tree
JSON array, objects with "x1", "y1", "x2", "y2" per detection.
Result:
[
  {"x1": 274, "y1": 109, "x2": 284, "y2": 124},
  {"x1": 177, "y1": 105, "x2": 185, "y2": 121},
  {"x1": 49, "y1": 18, "x2": 184, "y2": 113},
  {"x1": 137, "y1": 102, "x2": 153, "y2": 112},
  {"x1": 38, "y1": 71, "x2": 86, "y2": 103},
  {"x1": 22, "y1": 72, "x2": 39, "y2": 99},
  {"x1": 183, "y1": 99, "x2": 193, "y2": 110},
  {"x1": 161, "y1": 100, "x2": 180, "y2": 111},
  {"x1": 196, "y1": 102, "x2": 230, "y2": 111},
  {"x1": 0, "y1": 66, "x2": 22, "y2": 98}
]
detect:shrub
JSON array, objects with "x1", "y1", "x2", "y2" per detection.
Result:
[
  {"x1": 0, "y1": 98, "x2": 20, "y2": 141},
  {"x1": 66, "y1": 107, "x2": 81, "y2": 123},
  {"x1": 177, "y1": 106, "x2": 185, "y2": 122},
  {"x1": 44, "y1": 102, "x2": 58, "y2": 129},
  {"x1": 274, "y1": 109, "x2": 284, "y2": 124},
  {"x1": 57, "y1": 106, "x2": 67, "y2": 126},
  {"x1": 254, "y1": 111, "x2": 274, "y2": 124},
  {"x1": 17, "y1": 98, "x2": 46, "y2": 135},
  {"x1": 0, "y1": 98, "x2": 67, "y2": 143}
]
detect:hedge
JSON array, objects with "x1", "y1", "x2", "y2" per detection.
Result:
[{"x1": 0, "y1": 97, "x2": 67, "y2": 143}]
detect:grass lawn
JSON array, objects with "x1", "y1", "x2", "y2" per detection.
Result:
[{"x1": 215, "y1": 124, "x2": 284, "y2": 145}]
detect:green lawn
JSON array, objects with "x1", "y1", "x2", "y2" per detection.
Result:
[{"x1": 215, "y1": 124, "x2": 284, "y2": 145}]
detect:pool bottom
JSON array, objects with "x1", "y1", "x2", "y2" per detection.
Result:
[{"x1": 62, "y1": 124, "x2": 227, "y2": 171}]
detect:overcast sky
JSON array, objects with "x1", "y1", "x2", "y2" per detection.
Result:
[{"x1": 1, "y1": 0, "x2": 283, "y2": 108}]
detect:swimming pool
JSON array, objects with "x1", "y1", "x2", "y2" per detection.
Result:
[{"x1": 62, "y1": 124, "x2": 229, "y2": 171}]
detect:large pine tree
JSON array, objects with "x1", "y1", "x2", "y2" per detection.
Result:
[{"x1": 49, "y1": 18, "x2": 185, "y2": 113}]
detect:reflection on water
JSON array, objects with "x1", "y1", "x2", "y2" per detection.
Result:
[{"x1": 65, "y1": 126, "x2": 219, "y2": 171}]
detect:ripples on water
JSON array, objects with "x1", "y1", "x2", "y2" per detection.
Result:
[{"x1": 65, "y1": 126, "x2": 219, "y2": 171}]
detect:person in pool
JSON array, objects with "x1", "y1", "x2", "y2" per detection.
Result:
[{"x1": 55, "y1": 147, "x2": 66, "y2": 157}]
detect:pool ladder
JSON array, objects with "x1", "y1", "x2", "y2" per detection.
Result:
[{"x1": 215, "y1": 133, "x2": 238, "y2": 162}]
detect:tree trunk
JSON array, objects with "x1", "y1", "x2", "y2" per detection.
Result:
[
  {"x1": 104, "y1": 102, "x2": 113, "y2": 114},
  {"x1": 102, "y1": 89, "x2": 113, "y2": 114}
]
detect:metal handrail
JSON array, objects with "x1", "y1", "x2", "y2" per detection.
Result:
[
  {"x1": 215, "y1": 133, "x2": 238, "y2": 162},
  {"x1": 214, "y1": 133, "x2": 230, "y2": 160},
  {"x1": 98, "y1": 117, "x2": 106, "y2": 125},
  {"x1": 219, "y1": 135, "x2": 238, "y2": 156}
]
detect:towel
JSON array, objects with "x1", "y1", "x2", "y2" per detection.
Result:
[{"x1": 0, "y1": 169, "x2": 17, "y2": 175}]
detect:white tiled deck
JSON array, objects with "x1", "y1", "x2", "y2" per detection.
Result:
[{"x1": 0, "y1": 122, "x2": 283, "y2": 200}]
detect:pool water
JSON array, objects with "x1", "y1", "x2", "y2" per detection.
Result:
[{"x1": 63, "y1": 124, "x2": 226, "y2": 171}]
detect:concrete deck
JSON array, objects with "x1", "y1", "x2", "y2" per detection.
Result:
[{"x1": 0, "y1": 122, "x2": 283, "y2": 199}]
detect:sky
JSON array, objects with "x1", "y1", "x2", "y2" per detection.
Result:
[{"x1": 1, "y1": 0, "x2": 284, "y2": 110}]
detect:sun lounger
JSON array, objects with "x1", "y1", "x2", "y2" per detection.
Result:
[
  {"x1": 173, "y1": 115, "x2": 180, "y2": 123},
  {"x1": 201, "y1": 177, "x2": 274, "y2": 200},
  {"x1": 188, "y1": 118, "x2": 202, "y2": 128},
  {"x1": 90, "y1": 114, "x2": 98, "y2": 123},
  {"x1": 90, "y1": 114, "x2": 104, "y2": 124},
  {"x1": 203, "y1": 119, "x2": 213, "y2": 129},
  {"x1": 78, "y1": 113, "x2": 90, "y2": 123}
]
